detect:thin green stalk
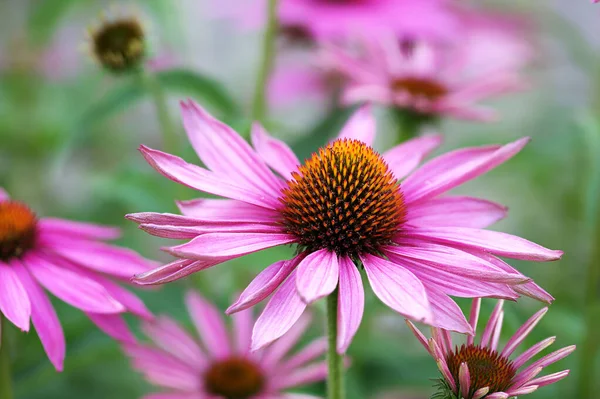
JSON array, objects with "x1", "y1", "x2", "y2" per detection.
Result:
[
  {"x1": 327, "y1": 290, "x2": 344, "y2": 399},
  {"x1": 251, "y1": 0, "x2": 279, "y2": 123},
  {"x1": 0, "y1": 315, "x2": 13, "y2": 399},
  {"x1": 140, "y1": 69, "x2": 178, "y2": 155},
  {"x1": 577, "y1": 114, "x2": 600, "y2": 398}
]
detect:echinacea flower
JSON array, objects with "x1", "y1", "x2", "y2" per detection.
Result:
[
  {"x1": 323, "y1": 13, "x2": 531, "y2": 122},
  {"x1": 0, "y1": 188, "x2": 154, "y2": 370},
  {"x1": 129, "y1": 100, "x2": 562, "y2": 354},
  {"x1": 407, "y1": 299, "x2": 575, "y2": 399},
  {"x1": 125, "y1": 291, "x2": 326, "y2": 399}
]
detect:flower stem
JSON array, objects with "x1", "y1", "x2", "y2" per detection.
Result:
[
  {"x1": 577, "y1": 114, "x2": 600, "y2": 398},
  {"x1": 327, "y1": 289, "x2": 344, "y2": 399},
  {"x1": 0, "y1": 315, "x2": 13, "y2": 399},
  {"x1": 251, "y1": 0, "x2": 279, "y2": 123},
  {"x1": 392, "y1": 108, "x2": 438, "y2": 147},
  {"x1": 139, "y1": 69, "x2": 178, "y2": 154}
]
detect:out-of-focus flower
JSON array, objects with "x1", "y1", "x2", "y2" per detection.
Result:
[
  {"x1": 211, "y1": 0, "x2": 459, "y2": 44},
  {"x1": 0, "y1": 188, "x2": 154, "y2": 371},
  {"x1": 323, "y1": 10, "x2": 533, "y2": 122},
  {"x1": 128, "y1": 100, "x2": 561, "y2": 353},
  {"x1": 125, "y1": 290, "x2": 326, "y2": 399},
  {"x1": 407, "y1": 299, "x2": 575, "y2": 399}
]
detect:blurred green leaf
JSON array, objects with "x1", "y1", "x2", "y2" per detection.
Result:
[{"x1": 28, "y1": 0, "x2": 78, "y2": 45}]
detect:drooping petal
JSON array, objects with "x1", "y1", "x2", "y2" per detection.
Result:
[
  {"x1": 251, "y1": 123, "x2": 300, "y2": 180},
  {"x1": 133, "y1": 258, "x2": 220, "y2": 286},
  {"x1": 0, "y1": 261, "x2": 31, "y2": 331},
  {"x1": 337, "y1": 256, "x2": 364, "y2": 353},
  {"x1": 406, "y1": 196, "x2": 507, "y2": 228},
  {"x1": 185, "y1": 291, "x2": 231, "y2": 359},
  {"x1": 335, "y1": 105, "x2": 375, "y2": 146},
  {"x1": 262, "y1": 314, "x2": 311, "y2": 369},
  {"x1": 176, "y1": 198, "x2": 279, "y2": 222},
  {"x1": 139, "y1": 221, "x2": 283, "y2": 239},
  {"x1": 25, "y1": 253, "x2": 124, "y2": 314},
  {"x1": 401, "y1": 138, "x2": 529, "y2": 204},
  {"x1": 405, "y1": 227, "x2": 563, "y2": 261},
  {"x1": 180, "y1": 99, "x2": 283, "y2": 197},
  {"x1": 38, "y1": 218, "x2": 121, "y2": 240},
  {"x1": 139, "y1": 145, "x2": 279, "y2": 210},
  {"x1": 425, "y1": 287, "x2": 472, "y2": 334},
  {"x1": 167, "y1": 232, "x2": 296, "y2": 260},
  {"x1": 296, "y1": 249, "x2": 339, "y2": 304},
  {"x1": 361, "y1": 254, "x2": 432, "y2": 324},
  {"x1": 87, "y1": 313, "x2": 135, "y2": 343},
  {"x1": 227, "y1": 258, "x2": 299, "y2": 314},
  {"x1": 252, "y1": 270, "x2": 307, "y2": 351},
  {"x1": 383, "y1": 133, "x2": 442, "y2": 180},
  {"x1": 12, "y1": 261, "x2": 64, "y2": 370},
  {"x1": 279, "y1": 338, "x2": 327, "y2": 372},
  {"x1": 273, "y1": 361, "x2": 328, "y2": 390}
]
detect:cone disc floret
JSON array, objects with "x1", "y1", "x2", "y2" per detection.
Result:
[
  {"x1": 392, "y1": 77, "x2": 449, "y2": 101},
  {"x1": 0, "y1": 201, "x2": 37, "y2": 261},
  {"x1": 204, "y1": 357, "x2": 265, "y2": 399},
  {"x1": 446, "y1": 344, "x2": 517, "y2": 396},
  {"x1": 92, "y1": 17, "x2": 145, "y2": 73},
  {"x1": 280, "y1": 138, "x2": 406, "y2": 258}
]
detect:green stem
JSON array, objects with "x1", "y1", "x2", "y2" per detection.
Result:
[
  {"x1": 251, "y1": 0, "x2": 279, "y2": 123},
  {"x1": 327, "y1": 290, "x2": 344, "y2": 399},
  {"x1": 140, "y1": 69, "x2": 178, "y2": 155},
  {"x1": 0, "y1": 315, "x2": 13, "y2": 399},
  {"x1": 392, "y1": 108, "x2": 438, "y2": 147},
  {"x1": 577, "y1": 115, "x2": 600, "y2": 398}
]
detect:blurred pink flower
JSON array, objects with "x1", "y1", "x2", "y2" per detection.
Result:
[
  {"x1": 0, "y1": 188, "x2": 155, "y2": 371},
  {"x1": 407, "y1": 299, "x2": 575, "y2": 398},
  {"x1": 129, "y1": 101, "x2": 561, "y2": 353},
  {"x1": 211, "y1": 0, "x2": 459, "y2": 43},
  {"x1": 125, "y1": 290, "x2": 326, "y2": 399},
  {"x1": 324, "y1": 11, "x2": 533, "y2": 122}
]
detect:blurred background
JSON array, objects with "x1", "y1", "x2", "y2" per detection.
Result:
[{"x1": 1, "y1": 0, "x2": 599, "y2": 398}]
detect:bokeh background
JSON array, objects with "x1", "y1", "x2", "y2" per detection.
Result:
[{"x1": 1, "y1": 0, "x2": 599, "y2": 398}]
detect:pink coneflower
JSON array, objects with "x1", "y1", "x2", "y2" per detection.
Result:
[
  {"x1": 323, "y1": 13, "x2": 531, "y2": 122},
  {"x1": 407, "y1": 299, "x2": 575, "y2": 398},
  {"x1": 129, "y1": 100, "x2": 562, "y2": 353},
  {"x1": 0, "y1": 188, "x2": 154, "y2": 370},
  {"x1": 125, "y1": 290, "x2": 326, "y2": 399},
  {"x1": 211, "y1": 0, "x2": 458, "y2": 44}
]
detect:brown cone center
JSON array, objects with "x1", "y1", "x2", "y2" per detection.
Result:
[
  {"x1": 92, "y1": 18, "x2": 145, "y2": 72},
  {"x1": 392, "y1": 77, "x2": 449, "y2": 101},
  {"x1": 204, "y1": 357, "x2": 265, "y2": 399},
  {"x1": 280, "y1": 139, "x2": 406, "y2": 257},
  {"x1": 0, "y1": 201, "x2": 37, "y2": 261}
]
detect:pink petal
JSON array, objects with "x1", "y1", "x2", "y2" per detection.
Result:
[
  {"x1": 512, "y1": 337, "x2": 556, "y2": 370},
  {"x1": 176, "y1": 198, "x2": 278, "y2": 222},
  {"x1": 25, "y1": 253, "x2": 124, "y2": 313},
  {"x1": 139, "y1": 145, "x2": 279, "y2": 210},
  {"x1": 507, "y1": 385, "x2": 539, "y2": 396},
  {"x1": 227, "y1": 258, "x2": 299, "y2": 314},
  {"x1": 40, "y1": 234, "x2": 154, "y2": 280},
  {"x1": 335, "y1": 105, "x2": 375, "y2": 146},
  {"x1": 180, "y1": 100, "x2": 284, "y2": 197},
  {"x1": 142, "y1": 395, "x2": 201, "y2": 399},
  {"x1": 262, "y1": 314, "x2": 311, "y2": 369},
  {"x1": 185, "y1": 291, "x2": 231, "y2": 359},
  {"x1": 383, "y1": 133, "x2": 442, "y2": 180},
  {"x1": 12, "y1": 262, "x2": 64, "y2": 370},
  {"x1": 402, "y1": 138, "x2": 529, "y2": 204},
  {"x1": 459, "y1": 363, "x2": 471, "y2": 399},
  {"x1": 385, "y1": 242, "x2": 528, "y2": 284},
  {"x1": 168, "y1": 232, "x2": 296, "y2": 260},
  {"x1": 0, "y1": 261, "x2": 31, "y2": 331},
  {"x1": 405, "y1": 321, "x2": 431, "y2": 355},
  {"x1": 525, "y1": 370, "x2": 570, "y2": 388},
  {"x1": 486, "y1": 392, "x2": 509, "y2": 399},
  {"x1": 141, "y1": 316, "x2": 207, "y2": 369},
  {"x1": 133, "y1": 258, "x2": 219, "y2": 286},
  {"x1": 405, "y1": 227, "x2": 563, "y2": 261},
  {"x1": 273, "y1": 361, "x2": 328, "y2": 390},
  {"x1": 139, "y1": 221, "x2": 282, "y2": 239},
  {"x1": 251, "y1": 123, "x2": 300, "y2": 180},
  {"x1": 406, "y1": 196, "x2": 507, "y2": 228},
  {"x1": 279, "y1": 337, "x2": 327, "y2": 371},
  {"x1": 38, "y1": 218, "x2": 121, "y2": 240},
  {"x1": 337, "y1": 256, "x2": 364, "y2": 353},
  {"x1": 467, "y1": 298, "x2": 481, "y2": 345},
  {"x1": 252, "y1": 270, "x2": 307, "y2": 351},
  {"x1": 502, "y1": 307, "x2": 548, "y2": 357},
  {"x1": 0, "y1": 188, "x2": 9, "y2": 201},
  {"x1": 232, "y1": 308, "x2": 253, "y2": 355},
  {"x1": 87, "y1": 313, "x2": 135, "y2": 343},
  {"x1": 425, "y1": 288, "x2": 472, "y2": 334},
  {"x1": 296, "y1": 249, "x2": 339, "y2": 304},
  {"x1": 481, "y1": 301, "x2": 504, "y2": 348},
  {"x1": 361, "y1": 254, "x2": 433, "y2": 324}
]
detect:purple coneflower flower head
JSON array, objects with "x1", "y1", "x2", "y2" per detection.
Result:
[
  {"x1": 322, "y1": 12, "x2": 532, "y2": 122},
  {"x1": 0, "y1": 188, "x2": 154, "y2": 371},
  {"x1": 125, "y1": 291, "x2": 326, "y2": 399},
  {"x1": 129, "y1": 100, "x2": 562, "y2": 354},
  {"x1": 407, "y1": 299, "x2": 575, "y2": 399}
]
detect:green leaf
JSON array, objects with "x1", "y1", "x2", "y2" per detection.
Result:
[{"x1": 28, "y1": 0, "x2": 79, "y2": 45}]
